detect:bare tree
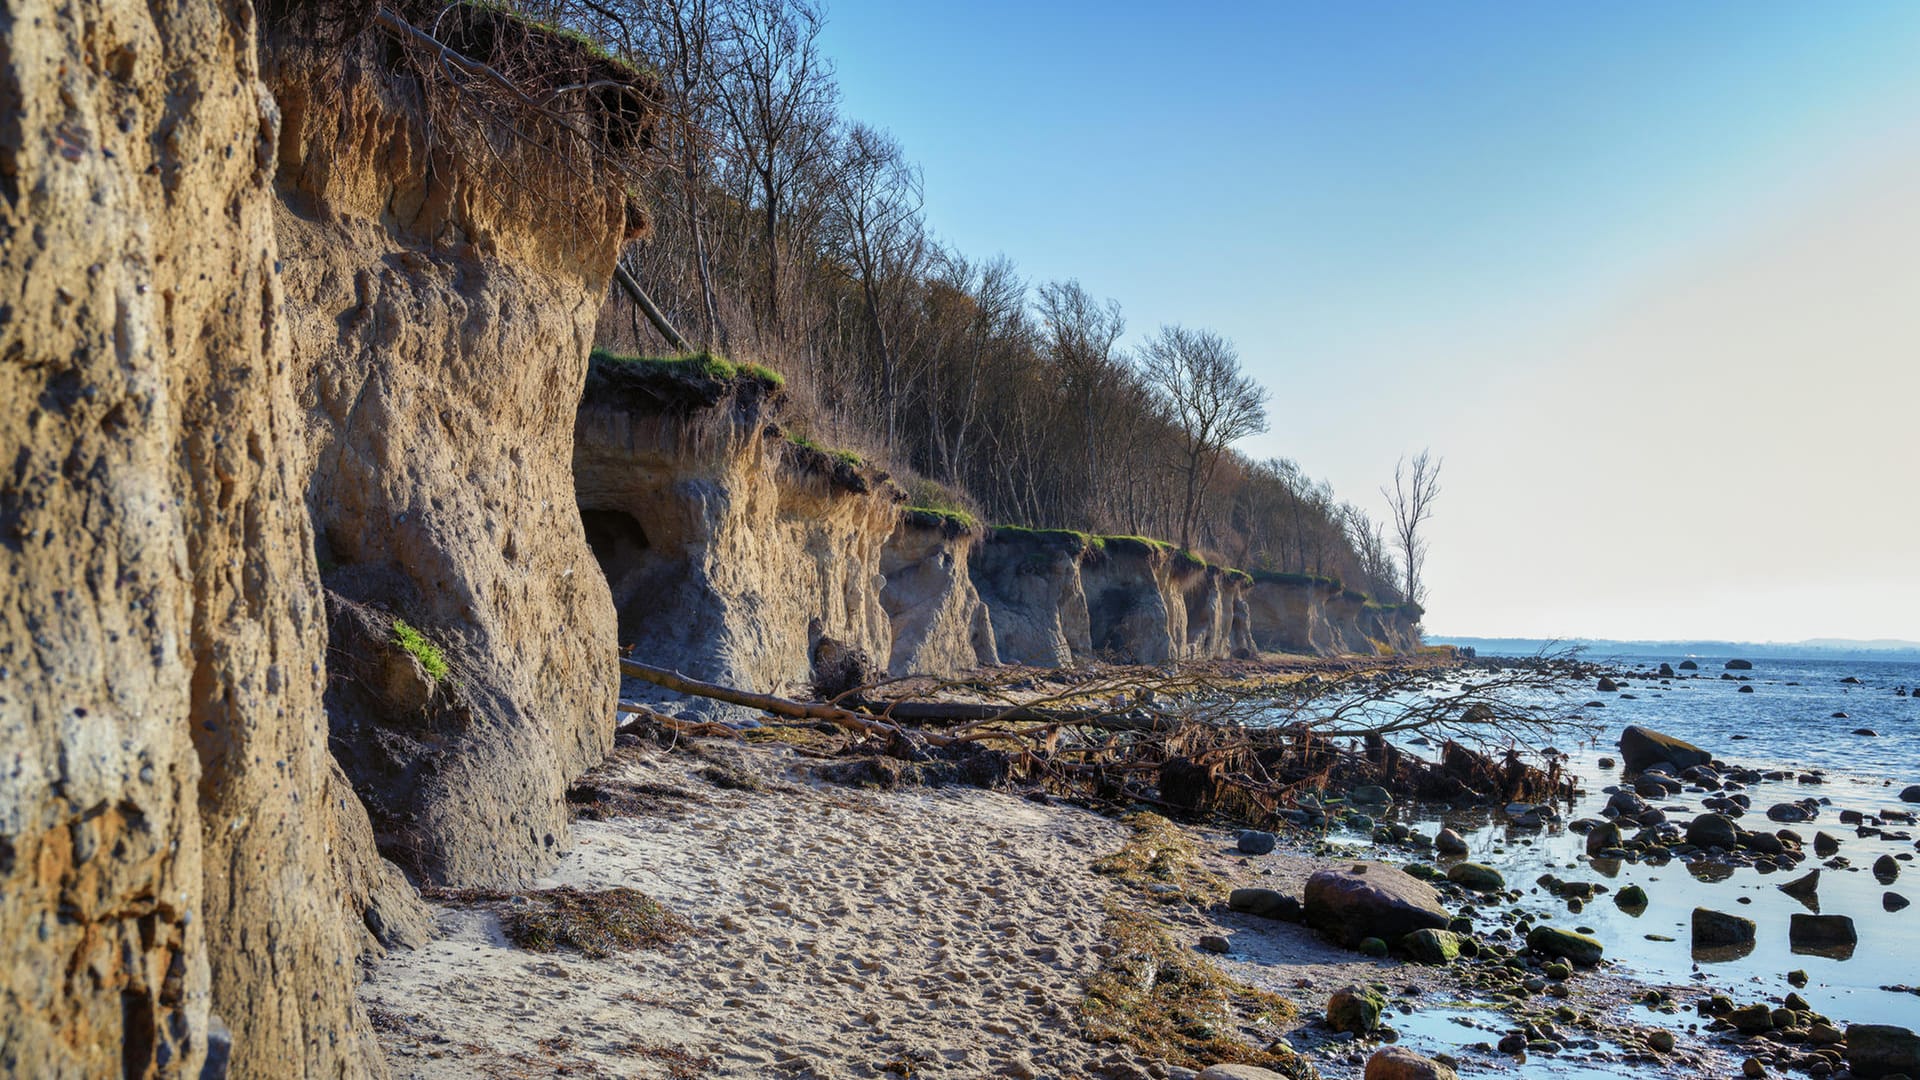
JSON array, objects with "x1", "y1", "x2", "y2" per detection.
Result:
[
  {"x1": 825, "y1": 122, "x2": 924, "y2": 449},
  {"x1": 1382, "y1": 450, "x2": 1442, "y2": 606},
  {"x1": 1139, "y1": 326, "x2": 1270, "y2": 550},
  {"x1": 1340, "y1": 502, "x2": 1400, "y2": 601},
  {"x1": 711, "y1": 0, "x2": 836, "y2": 339}
]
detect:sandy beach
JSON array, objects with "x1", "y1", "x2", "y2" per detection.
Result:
[{"x1": 358, "y1": 724, "x2": 1741, "y2": 1080}]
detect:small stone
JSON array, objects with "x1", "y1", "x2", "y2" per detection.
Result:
[
  {"x1": 1875, "y1": 854, "x2": 1900, "y2": 884},
  {"x1": 1729, "y1": 1003, "x2": 1774, "y2": 1035},
  {"x1": 1887, "y1": 891, "x2": 1911, "y2": 912},
  {"x1": 1237, "y1": 830, "x2": 1277, "y2": 856},
  {"x1": 1743, "y1": 1056, "x2": 1767, "y2": 1078},
  {"x1": 1787, "y1": 969, "x2": 1809, "y2": 987},
  {"x1": 1526, "y1": 925, "x2": 1603, "y2": 966},
  {"x1": 1647, "y1": 1030, "x2": 1675, "y2": 1053},
  {"x1": 1434, "y1": 827, "x2": 1468, "y2": 855},
  {"x1": 1358, "y1": 936, "x2": 1389, "y2": 958},
  {"x1": 1198, "y1": 934, "x2": 1230, "y2": 954}
]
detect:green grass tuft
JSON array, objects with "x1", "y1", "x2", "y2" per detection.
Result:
[
  {"x1": 788, "y1": 434, "x2": 862, "y2": 467},
  {"x1": 392, "y1": 619, "x2": 449, "y2": 681},
  {"x1": 1248, "y1": 569, "x2": 1343, "y2": 591},
  {"x1": 904, "y1": 506, "x2": 978, "y2": 532},
  {"x1": 990, "y1": 525, "x2": 1101, "y2": 553}
]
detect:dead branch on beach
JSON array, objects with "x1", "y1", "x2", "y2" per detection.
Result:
[{"x1": 618, "y1": 649, "x2": 1594, "y2": 827}]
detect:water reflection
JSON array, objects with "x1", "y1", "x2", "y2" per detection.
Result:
[
  {"x1": 1685, "y1": 860, "x2": 1735, "y2": 883},
  {"x1": 1692, "y1": 941, "x2": 1755, "y2": 963}
]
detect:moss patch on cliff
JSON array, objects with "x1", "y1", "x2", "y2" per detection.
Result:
[
  {"x1": 1081, "y1": 901, "x2": 1302, "y2": 1071},
  {"x1": 391, "y1": 619, "x2": 449, "y2": 681}
]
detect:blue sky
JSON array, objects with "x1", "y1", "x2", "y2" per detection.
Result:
[{"x1": 822, "y1": 3, "x2": 1920, "y2": 641}]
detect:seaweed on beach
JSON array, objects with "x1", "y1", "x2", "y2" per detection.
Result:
[
  {"x1": 1080, "y1": 902, "x2": 1309, "y2": 1074},
  {"x1": 505, "y1": 886, "x2": 692, "y2": 958},
  {"x1": 426, "y1": 885, "x2": 693, "y2": 959},
  {"x1": 1091, "y1": 812, "x2": 1226, "y2": 905}
]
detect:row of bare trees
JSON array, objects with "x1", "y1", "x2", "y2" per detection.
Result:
[{"x1": 520, "y1": 0, "x2": 1433, "y2": 603}]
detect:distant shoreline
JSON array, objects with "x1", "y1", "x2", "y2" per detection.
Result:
[{"x1": 1431, "y1": 635, "x2": 1920, "y2": 663}]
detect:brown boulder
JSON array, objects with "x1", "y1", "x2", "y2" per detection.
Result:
[{"x1": 1305, "y1": 863, "x2": 1451, "y2": 947}]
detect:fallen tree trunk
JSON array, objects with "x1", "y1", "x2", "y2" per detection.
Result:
[
  {"x1": 851, "y1": 699, "x2": 1168, "y2": 733},
  {"x1": 619, "y1": 658, "x2": 953, "y2": 745}
]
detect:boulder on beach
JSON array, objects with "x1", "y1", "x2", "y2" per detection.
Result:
[
  {"x1": 1726, "y1": 659, "x2": 1754, "y2": 670},
  {"x1": 1685, "y1": 813, "x2": 1741, "y2": 850},
  {"x1": 1814, "y1": 832, "x2": 1840, "y2": 856},
  {"x1": 1305, "y1": 863, "x2": 1451, "y2": 948},
  {"x1": 1901, "y1": 785, "x2": 1920, "y2": 804},
  {"x1": 1618, "y1": 725, "x2": 1712, "y2": 772},
  {"x1": 1434, "y1": 827, "x2": 1469, "y2": 855},
  {"x1": 1614, "y1": 884, "x2": 1648, "y2": 911},
  {"x1": 1885, "y1": 892, "x2": 1910, "y2": 913},
  {"x1": 1326, "y1": 984, "x2": 1387, "y2": 1034},
  {"x1": 1845, "y1": 1023, "x2": 1920, "y2": 1079},
  {"x1": 1228, "y1": 888, "x2": 1302, "y2": 922},
  {"x1": 1692, "y1": 907, "x2": 1756, "y2": 948},
  {"x1": 1364, "y1": 1046, "x2": 1458, "y2": 1080},
  {"x1": 1237, "y1": 830, "x2": 1277, "y2": 856},
  {"x1": 1659, "y1": 662, "x2": 1676, "y2": 677},
  {"x1": 1596, "y1": 676, "x2": 1619, "y2": 692},
  {"x1": 1678, "y1": 660, "x2": 1699, "y2": 670},
  {"x1": 1526, "y1": 925, "x2": 1604, "y2": 966},
  {"x1": 1874, "y1": 854, "x2": 1900, "y2": 884}
]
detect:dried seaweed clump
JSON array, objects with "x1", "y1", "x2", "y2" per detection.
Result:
[
  {"x1": 1090, "y1": 812, "x2": 1225, "y2": 905},
  {"x1": 505, "y1": 886, "x2": 692, "y2": 958},
  {"x1": 1080, "y1": 903, "x2": 1307, "y2": 1073}
]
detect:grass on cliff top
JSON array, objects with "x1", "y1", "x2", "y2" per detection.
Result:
[
  {"x1": 505, "y1": 886, "x2": 692, "y2": 959},
  {"x1": 1081, "y1": 901, "x2": 1303, "y2": 1072},
  {"x1": 590, "y1": 347, "x2": 785, "y2": 389},
  {"x1": 901, "y1": 476, "x2": 978, "y2": 533},
  {"x1": 462, "y1": 0, "x2": 652, "y2": 78},
  {"x1": 1090, "y1": 812, "x2": 1225, "y2": 905},
  {"x1": 391, "y1": 619, "x2": 449, "y2": 681},
  {"x1": 989, "y1": 525, "x2": 1102, "y2": 553},
  {"x1": 1248, "y1": 569, "x2": 1343, "y2": 591},
  {"x1": 788, "y1": 434, "x2": 863, "y2": 467}
]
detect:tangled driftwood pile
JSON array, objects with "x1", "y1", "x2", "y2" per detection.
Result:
[{"x1": 618, "y1": 654, "x2": 1587, "y2": 830}]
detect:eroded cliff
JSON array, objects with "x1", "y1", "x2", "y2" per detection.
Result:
[
  {"x1": 1, "y1": 1, "x2": 391, "y2": 1074},
  {"x1": 574, "y1": 357, "x2": 901, "y2": 708},
  {"x1": 268, "y1": 19, "x2": 640, "y2": 887}
]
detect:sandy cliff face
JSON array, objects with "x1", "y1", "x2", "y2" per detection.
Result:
[
  {"x1": 1245, "y1": 577, "x2": 1337, "y2": 654},
  {"x1": 882, "y1": 515, "x2": 999, "y2": 676},
  {"x1": 268, "y1": 35, "x2": 627, "y2": 887},
  {"x1": 1, "y1": 2, "x2": 388, "y2": 1075},
  {"x1": 574, "y1": 362, "x2": 899, "y2": 706},
  {"x1": 1177, "y1": 568, "x2": 1255, "y2": 661},
  {"x1": 970, "y1": 532, "x2": 1095, "y2": 668}
]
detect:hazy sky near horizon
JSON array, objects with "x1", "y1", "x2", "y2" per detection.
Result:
[{"x1": 822, "y1": 1, "x2": 1920, "y2": 642}]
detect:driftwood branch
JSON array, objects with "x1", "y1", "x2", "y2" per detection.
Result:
[{"x1": 619, "y1": 657, "x2": 953, "y2": 744}]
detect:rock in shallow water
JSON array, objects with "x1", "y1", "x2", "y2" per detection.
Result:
[
  {"x1": 1686, "y1": 812, "x2": 1740, "y2": 850},
  {"x1": 1618, "y1": 725, "x2": 1712, "y2": 772},
  {"x1": 1845, "y1": 1023, "x2": 1920, "y2": 1079},
  {"x1": 1527, "y1": 925, "x2": 1604, "y2": 965},
  {"x1": 1434, "y1": 827, "x2": 1468, "y2": 855},
  {"x1": 1445, "y1": 862, "x2": 1504, "y2": 892},
  {"x1": 1693, "y1": 907, "x2": 1757, "y2": 948},
  {"x1": 1789, "y1": 913, "x2": 1857, "y2": 957}
]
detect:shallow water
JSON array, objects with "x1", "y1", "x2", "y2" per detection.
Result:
[{"x1": 1328, "y1": 652, "x2": 1920, "y2": 1029}]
